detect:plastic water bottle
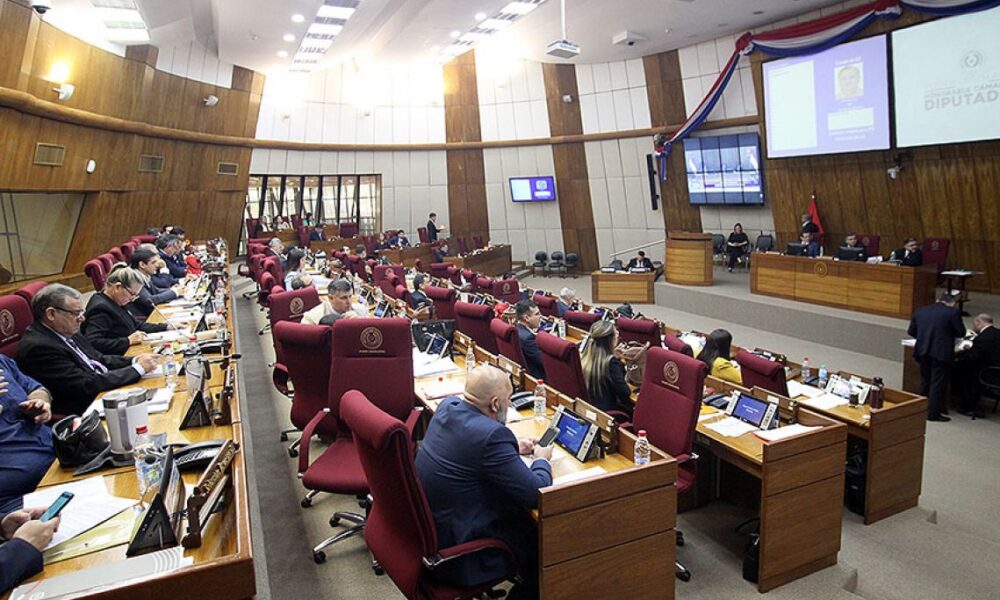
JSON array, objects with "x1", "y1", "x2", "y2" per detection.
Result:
[
  {"x1": 133, "y1": 425, "x2": 162, "y2": 498},
  {"x1": 214, "y1": 285, "x2": 225, "y2": 311},
  {"x1": 802, "y1": 357, "x2": 811, "y2": 380},
  {"x1": 465, "y1": 345, "x2": 476, "y2": 374},
  {"x1": 818, "y1": 365, "x2": 829, "y2": 388},
  {"x1": 634, "y1": 430, "x2": 651, "y2": 465},
  {"x1": 163, "y1": 343, "x2": 178, "y2": 385},
  {"x1": 533, "y1": 381, "x2": 548, "y2": 421}
]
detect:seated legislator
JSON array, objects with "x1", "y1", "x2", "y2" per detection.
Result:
[
  {"x1": 268, "y1": 237, "x2": 288, "y2": 270},
  {"x1": 515, "y1": 299, "x2": 546, "y2": 380},
  {"x1": 556, "y1": 287, "x2": 577, "y2": 317},
  {"x1": 954, "y1": 313, "x2": 1000, "y2": 417},
  {"x1": 309, "y1": 224, "x2": 326, "y2": 242},
  {"x1": 128, "y1": 247, "x2": 179, "y2": 318},
  {"x1": 301, "y1": 279, "x2": 370, "y2": 325},
  {"x1": 697, "y1": 328, "x2": 742, "y2": 385},
  {"x1": 800, "y1": 231, "x2": 821, "y2": 257},
  {"x1": 282, "y1": 248, "x2": 313, "y2": 290},
  {"x1": 410, "y1": 274, "x2": 430, "y2": 309},
  {"x1": 0, "y1": 356, "x2": 55, "y2": 516},
  {"x1": 322, "y1": 257, "x2": 346, "y2": 280},
  {"x1": 726, "y1": 223, "x2": 750, "y2": 271},
  {"x1": 136, "y1": 243, "x2": 178, "y2": 289},
  {"x1": 415, "y1": 365, "x2": 552, "y2": 599},
  {"x1": 580, "y1": 321, "x2": 632, "y2": 419},
  {"x1": 840, "y1": 232, "x2": 867, "y2": 261},
  {"x1": 890, "y1": 237, "x2": 923, "y2": 266},
  {"x1": 15, "y1": 284, "x2": 159, "y2": 416},
  {"x1": 0, "y1": 507, "x2": 59, "y2": 594},
  {"x1": 434, "y1": 242, "x2": 451, "y2": 263},
  {"x1": 82, "y1": 265, "x2": 170, "y2": 355},
  {"x1": 626, "y1": 250, "x2": 654, "y2": 270},
  {"x1": 156, "y1": 234, "x2": 187, "y2": 280}
]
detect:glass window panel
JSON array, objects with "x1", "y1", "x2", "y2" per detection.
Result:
[{"x1": 0, "y1": 192, "x2": 84, "y2": 283}]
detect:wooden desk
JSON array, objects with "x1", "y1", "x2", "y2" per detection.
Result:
[
  {"x1": 591, "y1": 269, "x2": 661, "y2": 304},
  {"x1": 665, "y1": 233, "x2": 713, "y2": 286},
  {"x1": 379, "y1": 244, "x2": 436, "y2": 268},
  {"x1": 445, "y1": 245, "x2": 513, "y2": 276},
  {"x1": 310, "y1": 236, "x2": 364, "y2": 255},
  {"x1": 750, "y1": 253, "x2": 936, "y2": 319},
  {"x1": 274, "y1": 229, "x2": 299, "y2": 245}
]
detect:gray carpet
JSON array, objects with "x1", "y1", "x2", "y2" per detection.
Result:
[{"x1": 234, "y1": 272, "x2": 1000, "y2": 600}]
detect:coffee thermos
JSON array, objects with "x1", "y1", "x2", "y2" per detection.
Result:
[{"x1": 102, "y1": 388, "x2": 150, "y2": 455}]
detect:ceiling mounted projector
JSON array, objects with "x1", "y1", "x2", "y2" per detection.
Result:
[{"x1": 546, "y1": 0, "x2": 579, "y2": 59}]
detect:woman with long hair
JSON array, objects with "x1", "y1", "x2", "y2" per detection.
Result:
[
  {"x1": 696, "y1": 328, "x2": 742, "y2": 384},
  {"x1": 580, "y1": 320, "x2": 633, "y2": 418},
  {"x1": 282, "y1": 248, "x2": 312, "y2": 290}
]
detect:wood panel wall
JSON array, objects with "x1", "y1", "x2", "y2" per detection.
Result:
[
  {"x1": 443, "y1": 50, "x2": 489, "y2": 242},
  {"x1": 644, "y1": 50, "x2": 703, "y2": 234},
  {"x1": 0, "y1": 0, "x2": 262, "y2": 274},
  {"x1": 542, "y1": 63, "x2": 599, "y2": 272},
  {"x1": 752, "y1": 10, "x2": 999, "y2": 293}
]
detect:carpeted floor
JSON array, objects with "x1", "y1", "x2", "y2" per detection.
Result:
[{"x1": 234, "y1": 271, "x2": 1000, "y2": 600}]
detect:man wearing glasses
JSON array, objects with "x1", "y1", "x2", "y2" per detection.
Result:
[{"x1": 15, "y1": 284, "x2": 160, "y2": 416}]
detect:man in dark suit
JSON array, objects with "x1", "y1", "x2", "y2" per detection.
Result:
[
  {"x1": 427, "y1": 212, "x2": 445, "y2": 242},
  {"x1": 515, "y1": 299, "x2": 546, "y2": 380},
  {"x1": 267, "y1": 238, "x2": 287, "y2": 271},
  {"x1": 156, "y1": 234, "x2": 187, "y2": 279},
  {"x1": 0, "y1": 356, "x2": 55, "y2": 516},
  {"x1": 908, "y1": 292, "x2": 965, "y2": 421},
  {"x1": 954, "y1": 313, "x2": 1000, "y2": 417},
  {"x1": 801, "y1": 212, "x2": 819, "y2": 234},
  {"x1": 83, "y1": 266, "x2": 170, "y2": 355},
  {"x1": 308, "y1": 225, "x2": 325, "y2": 242},
  {"x1": 556, "y1": 287, "x2": 577, "y2": 317},
  {"x1": 416, "y1": 366, "x2": 552, "y2": 599},
  {"x1": 14, "y1": 284, "x2": 159, "y2": 416},
  {"x1": 128, "y1": 247, "x2": 179, "y2": 318},
  {"x1": 434, "y1": 242, "x2": 451, "y2": 264},
  {"x1": 891, "y1": 237, "x2": 923, "y2": 266},
  {"x1": 626, "y1": 251, "x2": 654, "y2": 270}
]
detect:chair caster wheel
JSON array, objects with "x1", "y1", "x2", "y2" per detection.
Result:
[
  {"x1": 301, "y1": 497, "x2": 312, "y2": 508},
  {"x1": 288, "y1": 447, "x2": 299, "y2": 458},
  {"x1": 372, "y1": 563, "x2": 385, "y2": 576},
  {"x1": 676, "y1": 532, "x2": 685, "y2": 547},
  {"x1": 313, "y1": 551, "x2": 326, "y2": 564},
  {"x1": 280, "y1": 432, "x2": 288, "y2": 442},
  {"x1": 677, "y1": 571, "x2": 691, "y2": 582},
  {"x1": 330, "y1": 516, "x2": 340, "y2": 527}
]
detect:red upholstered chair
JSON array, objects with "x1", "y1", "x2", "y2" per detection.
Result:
[
  {"x1": 922, "y1": 237, "x2": 950, "y2": 274},
  {"x1": 0, "y1": 295, "x2": 33, "y2": 357},
  {"x1": 262, "y1": 256, "x2": 285, "y2": 292},
  {"x1": 347, "y1": 254, "x2": 363, "y2": 277},
  {"x1": 456, "y1": 237, "x2": 469, "y2": 255},
  {"x1": 257, "y1": 272, "x2": 277, "y2": 314},
  {"x1": 364, "y1": 236, "x2": 378, "y2": 256},
  {"x1": 564, "y1": 310, "x2": 600, "y2": 332},
  {"x1": 426, "y1": 286, "x2": 456, "y2": 320},
  {"x1": 461, "y1": 269, "x2": 476, "y2": 286},
  {"x1": 491, "y1": 318, "x2": 526, "y2": 368},
  {"x1": 84, "y1": 259, "x2": 106, "y2": 291},
  {"x1": 663, "y1": 333, "x2": 693, "y2": 357},
  {"x1": 857, "y1": 234, "x2": 880, "y2": 258},
  {"x1": 417, "y1": 227, "x2": 430, "y2": 244},
  {"x1": 108, "y1": 247, "x2": 126, "y2": 263},
  {"x1": 246, "y1": 218, "x2": 259, "y2": 240},
  {"x1": 272, "y1": 321, "x2": 338, "y2": 457},
  {"x1": 430, "y1": 262, "x2": 451, "y2": 279},
  {"x1": 449, "y1": 266, "x2": 462, "y2": 287},
  {"x1": 291, "y1": 215, "x2": 303, "y2": 230},
  {"x1": 297, "y1": 226, "x2": 310, "y2": 248},
  {"x1": 395, "y1": 284, "x2": 419, "y2": 309},
  {"x1": 134, "y1": 234, "x2": 157, "y2": 244},
  {"x1": 119, "y1": 242, "x2": 136, "y2": 262},
  {"x1": 632, "y1": 347, "x2": 708, "y2": 582},
  {"x1": 269, "y1": 287, "x2": 320, "y2": 325},
  {"x1": 248, "y1": 237, "x2": 272, "y2": 247},
  {"x1": 98, "y1": 253, "x2": 116, "y2": 273},
  {"x1": 374, "y1": 264, "x2": 404, "y2": 287},
  {"x1": 340, "y1": 222, "x2": 359, "y2": 237},
  {"x1": 734, "y1": 349, "x2": 788, "y2": 397},
  {"x1": 616, "y1": 316, "x2": 662, "y2": 348},
  {"x1": 340, "y1": 390, "x2": 514, "y2": 598},
  {"x1": 536, "y1": 331, "x2": 590, "y2": 402},
  {"x1": 534, "y1": 293, "x2": 558, "y2": 318},
  {"x1": 297, "y1": 318, "x2": 419, "y2": 563},
  {"x1": 473, "y1": 234, "x2": 484, "y2": 249},
  {"x1": 454, "y1": 301, "x2": 499, "y2": 354},
  {"x1": 491, "y1": 278, "x2": 521, "y2": 304},
  {"x1": 474, "y1": 276, "x2": 494, "y2": 294},
  {"x1": 413, "y1": 259, "x2": 424, "y2": 273},
  {"x1": 14, "y1": 281, "x2": 48, "y2": 304}
]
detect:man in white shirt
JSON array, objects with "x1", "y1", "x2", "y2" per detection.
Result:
[{"x1": 301, "y1": 279, "x2": 370, "y2": 325}]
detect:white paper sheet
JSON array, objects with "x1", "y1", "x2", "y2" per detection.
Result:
[
  {"x1": 704, "y1": 417, "x2": 757, "y2": 438},
  {"x1": 786, "y1": 380, "x2": 824, "y2": 399},
  {"x1": 141, "y1": 365, "x2": 165, "y2": 379},
  {"x1": 23, "y1": 478, "x2": 136, "y2": 550},
  {"x1": 803, "y1": 393, "x2": 850, "y2": 411},
  {"x1": 753, "y1": 424, "x2": 821, "y2": 442},
  {"x1": 144, "y1": 331, "x2": 188, "y2": 344},
  {"x1": 414, "y1": 357, "x2": 461, "y2": 378},
  {"x1": 86, "y1": 385, "x2": 175, "y2": 417}
]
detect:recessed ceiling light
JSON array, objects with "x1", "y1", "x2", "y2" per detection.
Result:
[
  {"x1": 283, "y1": 33, "x2": 295, "y2": 42},
  {"x1": 500, "y1": 2, "x2": 537, "y2": 15},
  {"x1": 664, "y1": 28, "x2": 671, "y2": 34},
  {"x1": 475, "y1": 12, "x2": 487, "y2": 21},
  {"x1": 291, "y1": 14, "x2": 305, "y2": 23},
  {"x1": 318, "y1": 6, "x2": 356, "y2": 19},
  {"x1": 450, "y1": 30, "x2": 461, "y2": 38},
  {"x1": 277, "y1": 50, "x2": 289, "y2": 58},
  {"x1": 479, "y1": 18, "x2": 513, "y2": 30}
]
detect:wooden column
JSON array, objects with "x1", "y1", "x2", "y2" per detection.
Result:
[
  {"x1": 644, "y1": 50, "x2": 702, "y2": 234},
  {"x1": 442, "y1": 50, "x2": 489, "y2": 243},
  {"x1": 542, "y1": 63, "x2": 599, "y2": 272}
]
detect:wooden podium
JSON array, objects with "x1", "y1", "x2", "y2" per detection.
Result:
[{"x1": 665, "y1": 233, "x2": 713, "y2": 286}]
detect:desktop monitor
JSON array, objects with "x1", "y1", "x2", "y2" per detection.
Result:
[
  {"x1": 786, "y1": 243, "x2": 809, "y2": 257},
  {"x1": 836, "y1": 246, "x2": 866, "y2": 262}
]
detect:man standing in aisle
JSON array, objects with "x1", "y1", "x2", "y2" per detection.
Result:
[{"x1": 908, "y1": 292, "x2": 965, "y2": 421}]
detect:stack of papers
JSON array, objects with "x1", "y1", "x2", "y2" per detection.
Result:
[
  {"x1": 753, "y1": 424, "x2": 820, "y2": 442},
  {"x1": 802, "y1": 393, "x2": 850, "y2": 411},
  {"x1": 786, "y1": 380, "x2": 824, "y2": 399},
  {"x1": 420, "y1": 380, "x2": 465, "y2": 400},
  {"x1": 23, "y1": 478, "x2": 136, "y2": 551},
  {"x1": 704, "y1": 417, "x2": 757, "y2": 438},
  {"x1": 12, "y1": 547, "x2": 191, "y2": 598},
  {"x1": 414, "y1": 356, "x2": 460, "y2": 378}
]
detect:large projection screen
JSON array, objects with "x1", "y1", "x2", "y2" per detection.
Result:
[
  {"x1": 893, "y1": 7, "x2": 1000, "y2": 148},
  {"x1": 763, "y1": 35, "x2": 890, "y2": 158}
]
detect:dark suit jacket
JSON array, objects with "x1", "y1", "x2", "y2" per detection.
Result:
[
  {"x1": 159, "y1": 251, "x2": 187, "y2": 278},
  {"x1": 14, "y1": 324, "x2": 141, "y2": 416},
  {"x1": 555, "y1": 300, "x2": 570, "y2": 317},
  {"x1": 309, "y1": 231, "x2": 325, "y2": 241},
  {"x1": 150, "y1": 271, "x2": 177, "y2": 288},
  {"x1": 517, "y1": 323, "x2": 546, "y2": 380},
  {"x1": 966, "y1": 326, "x2": 1000, "y2": 368},
  {"x1": 892, "y1": 248, "x2": 923, "y2": 267},
  {"x1": 129, "y1": 277, "x2": 178, "y2": 318},
  {"x1": 0, "y1": 539, "x2": 42, "y2": 594},
  {"x1": 802, "y1": 221, "x2": 819, "y2": 234},
  {"x1": 82, "y1": 293, "x2": 167, "y2": 355},
  {"x1": 589, "y1": 357, "x2": 633, "y2": 418},
  {"x1": 427, "y1": 221, "x2": 440, "y2": 242},
  {"x1": 415, "y1": 398, "x2": 552, "y2": 586},
  {"x1": 434, "y1": 249, "x2": 449, "y2": 263},
  {"x1": 626, "y1": 257, "x2": 654, "y2": 270},
  {"x1": 908, "y1": 302, "x2": 965, "y2": 363}
]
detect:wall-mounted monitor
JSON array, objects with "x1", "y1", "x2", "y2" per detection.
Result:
[
  {"x1": 763, "y1": 35, "x2": 890, "y2": 158},
  {"x1": 893, "y1": 7, "x2": 1000, "y2": 148},
  {"x1": 684, "y1": 133, "x2": 764, "y2": 205},
  {"x1": 509, "y1": 176, "x2": 557, "y2": 202}
]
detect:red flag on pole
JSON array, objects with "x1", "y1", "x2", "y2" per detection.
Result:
[{"x1": 807, "y1": 194, "x2": 824, "y2": 236}]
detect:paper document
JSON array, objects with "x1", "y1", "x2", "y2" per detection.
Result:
[
  {"x1": 145, "y1": 330, "x2": 188, "y2": 344},
  {"x1": 11, "y1": 546, "x2": 191, "y2": 599},
  {"x1": 901, "y1": 338, "x2": 916, "y2": 348},
  {"x1": 553, "y1": 466, "x2": 607, "y2": 486},
  {"x1": 141, "y1": 364, "x2": 165, "y2": 379},
  {"x1": 414, "y1": 357, "x2": 460, "y2": 378},
  {"x1": 803, "y1": 393, "x2": 850, "y2": 411},
  {"x1": 786, "y1": 380, "x2": 824, "y2": 399},
  {"x1": 87, "y1": 385, "x2": 175, "y2": 417},
  {"x1": 698, "y1": 411, "x2": 723, "y2": 423},
  {"x1": 421, "y1": 380, "x2": 465, "y2": 400},
  {"x1": 704, "y1": 417, "x2": 757, "y2": 438},
  {"x1": 23, "y1": 478, "x2": 136, "y2": 550},
  {"x1": 753, "y1": 424, "x2": 821, "y2": 442}
]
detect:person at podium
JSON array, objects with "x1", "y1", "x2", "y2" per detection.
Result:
[
  {"x1": 890, "y1": 238, "x2": 923, "y2": 266},
  {"x1": 626, "y1": 251, "x2": 653, "y2": 270}
]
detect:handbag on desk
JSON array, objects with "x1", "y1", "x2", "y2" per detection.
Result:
[{"x1": 616, "y1": 341, "x2": 650, "y2": 387}]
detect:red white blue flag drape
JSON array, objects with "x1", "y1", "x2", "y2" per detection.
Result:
[{"x1": 655, "y1": 0, "x2": 1000, "y2": 180}]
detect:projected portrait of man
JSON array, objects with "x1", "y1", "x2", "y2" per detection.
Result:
[{"x1": 836, "y1": 63, "x2": 863, "y2": 100}]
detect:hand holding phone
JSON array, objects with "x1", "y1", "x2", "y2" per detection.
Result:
[
  {"x1": 538, "y1": 426, "x2": 559, "y2": 447},
  {"x1": 40, "y1": 491, "x2": 74, "y2": 522}
]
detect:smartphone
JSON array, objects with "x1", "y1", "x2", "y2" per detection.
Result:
[
  {"x1": 538, "y1": 427, "x2": 560, "y2": 447},
  {"x1": 40, "y1": 491, "x2": 74, "y2": 522}
]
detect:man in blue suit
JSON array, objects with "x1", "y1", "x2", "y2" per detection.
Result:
[
  {"x1": 156, "y1": 234, "x2": 187, "y2": 279},
  {"x1": 416, "y1": 366, "x2": 552, "y2": 599},
  {"x1": 515, "y1": 299, "x2": 546, "y2": 380},
  {"x1": 908, "y1": 292, "x2": 965, "y2": 421}
]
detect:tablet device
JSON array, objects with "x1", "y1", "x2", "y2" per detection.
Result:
[
  {"x1": 373, "y1": 300, "x2": 391, "y2": 318},
  {"x1": 424, "y1": 333, "x2": 449, "y2": 358},
  {"x1": 578, "y1": 334, "x2": 590, "y2": 355},
  {"x1": 726, "y1": 393, "x2": 778, "y2": 430},
  {"x1": 551, "y1": 406, "x2": 601, "y2": 462},
  {"x1": 538, "y1": 320, "x2": 555, "y2": 333},
  {"x1": 592, "y1": 307, "x2": 608, "y2": 319},
  {"x1": 358, "y1": 288, "x2": 372, "y2": 305}
]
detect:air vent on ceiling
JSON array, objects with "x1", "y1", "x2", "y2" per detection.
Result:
[
  {"x1": 217, "y1": 162, "x2": 239, "y2": 176},
  {"x1": 33, "y1": 143, "x2": 65, "y2": 167},
  {"x1": 138, "y1": 154, "x2": 165, "y2": 173}
]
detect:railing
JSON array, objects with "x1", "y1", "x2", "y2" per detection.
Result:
[{"x1": 609, "y1": 239, "x2": 666, "y2": 259}]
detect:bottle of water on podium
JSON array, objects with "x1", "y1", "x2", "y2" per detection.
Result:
[
  {"x1": 465, "y1": 345, "x2": 475, "y2": 374},
  {"x1": 533, "y1": 381, "x2": 548, "y2": 421},
  {"x1": 634, "y1": 430, "x2": 651, "y2": 465},
  {"x1": 133, "y1": 425, "x2": 161, "y2": 498},
  {"x1": 163, "y1": 343, "x2": 178, "y2": 385},
  {"x1": 802, "y1": 357, "x2": 811, "y2": 380},
  {"x1": 818, "y1": 364, "x2": 829, "y2": 388}
]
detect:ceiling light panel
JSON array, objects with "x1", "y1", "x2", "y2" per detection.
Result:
[
  {"x1": 284, "y1": 0, "x2": 361, "y2": 71},
  {"x1": 317, "y1": 5, "x2": 356, "y2": 19},
  {"x1": 95, "y1": 7, "x2": 143, "y2": 22},
  {"x1": 308, "y1": 22, "x2": 344, "y2": 36},
  {"x1": 91, "y1": 0, "x2": 136, "y2": 8},
  {"x1": 479, "y1": 18, "x2": 514, "y2": 30},
  {"x1": 499, "y1": 1, "x2": 540, "y2": 15},
  {"x1": 436, "y1": 0, "x2": 544, "y2": 61}
]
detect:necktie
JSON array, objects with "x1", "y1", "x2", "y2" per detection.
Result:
[{"x1": 67, "y1": 338, "x2": 109, "y2": 374}]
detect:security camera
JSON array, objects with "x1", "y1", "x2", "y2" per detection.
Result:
[
  {"x1": 886, "y1": 166, "x2": 901, "y2": 180},
  {"x1": 32, "y1": 0, "x2": 52, "y2": 15},
  {"x1": 627, "y1": 40, "x2": 636, "y2": 47},
  {"x1": 203, "y1": 95, "x2": 220, "y2": 107}
]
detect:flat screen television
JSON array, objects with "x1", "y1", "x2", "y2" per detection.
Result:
[
  {"x1": 684, "y1": 133, "x2": 764, "y2": 205},
  {"x1": 509, "y1": 176, "x2": 557, "y2": 202}
]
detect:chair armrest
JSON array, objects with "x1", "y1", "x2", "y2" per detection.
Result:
[
  {"x1": 423, "y1": 538, "x2": 515, "y2": 570},
  {"x1": 673, "y1": 453, "x2": 698, "y2": 465},
  {"x1": 297, "y1": 408, "x2": 332, "y2": 474},
  {"x1": 272, "y1": 364, "x2": 291, "y2": 397},
  {"x1": 404, "y1": 405, "x2": 424, "y2": 436}
]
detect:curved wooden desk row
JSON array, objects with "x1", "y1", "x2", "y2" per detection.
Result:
[
  {"x1": 7, "y1": 274, "x2": 255, "y2": 600},
  {"x1": 444, "y1": 245, "x2": 513, "y2": 277}
]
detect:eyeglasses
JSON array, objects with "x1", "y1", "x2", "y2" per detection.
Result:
[
  {"x1": 52, "y1": 306, "x2": 85, "y2": 318},
  {"x1": 118, "y1": 283, "x2": 141, "y2": 298}
]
